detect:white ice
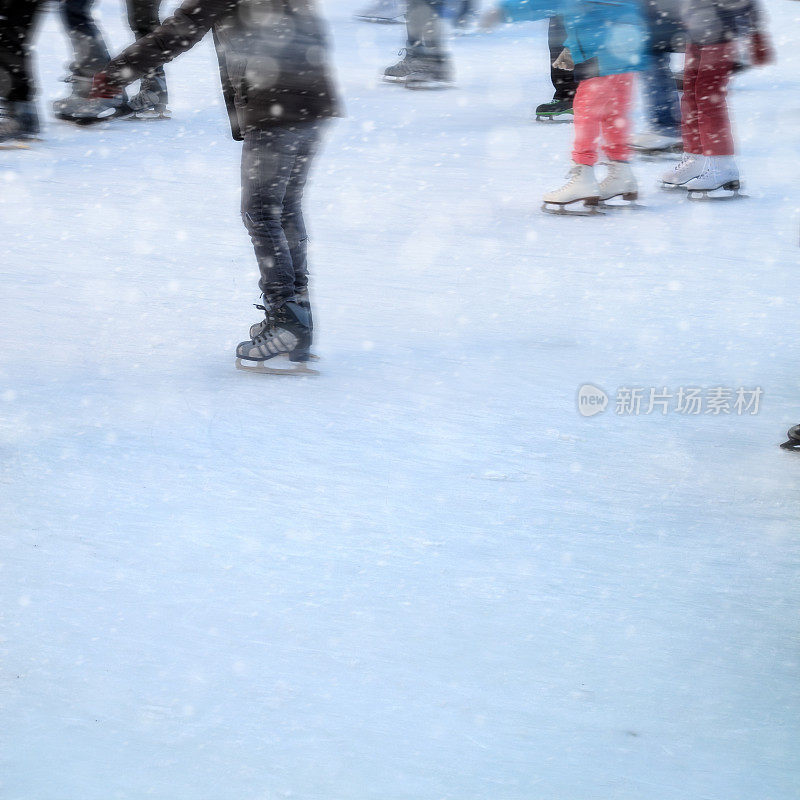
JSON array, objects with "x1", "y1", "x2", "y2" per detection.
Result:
[{"x1": 1, "y1": 1, "x2": 799, "y2": 798}]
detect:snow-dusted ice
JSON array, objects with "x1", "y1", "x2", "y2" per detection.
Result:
[{"x1": 1, "y1": 2, "x2": 799, "y2": 799}]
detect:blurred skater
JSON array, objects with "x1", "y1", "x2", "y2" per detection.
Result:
[
  {"x1": 87, "y1": 0, "x2": 341, "y2": 372},
  {"x1": 52, "y1": 0, "x2": 114, "y2": 119},
  {"x1": 630, "y1": 0, "x2": 685, "y2": 155},
  {"x1": 383, "y1": 0, "x2": 454, "y2": 88},
  {"x1": 482, "y1": 0, "x2": 648, "y2": 212},
  {"x1": 55, "y1": 0, "x2": 170, "y2": 122},
  {"x1": 534, "y1": 16, "x2": 578, "y2": 121},
  {"x1": 661, "y1": 0, "x2": 773, "y2": 195},
  {"x1": 0, "y1": 0, "x2": 42, "y2": 146}
]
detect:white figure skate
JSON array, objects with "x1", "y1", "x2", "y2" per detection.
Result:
[
  {"x1": 685, "y1": 156, "x2": 743, "y2": 200},
  {"x1": 542, "y1": 163, "x2": 602, "y2": 215},
  {"x1": 660, "y1": 153, "x2": 704, "y2": 189},
  {"x1": 598, "y1": 160, "x2": 639, "y2": 207}
]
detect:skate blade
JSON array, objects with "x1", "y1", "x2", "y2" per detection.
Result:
[
  {"x1": 126, "y1": 109, "x2": 172, "y2": 121},
  {"x1": 634, "y1": 150, "x2": 683, "y2": 162},
  {"x1": 534, "y1": 115, "x2": 574, "y2": 123},
  {"x1": 631, "y1": 144, "x2": 682, "y2": 157},
  {"x1": 235, "y1": 355, "x2": 319, "y2": 376},
  {"x1": 0, "y1": 141, "x2": 32, "y2": 150},
  {"x1": 355, "y1": 15, "x2": 405, "y2": 23},
  {"x1": 687, "y1": 185, "x2": 745, "y2": 201},
  {"x1": 598, "y1": 201, "x2": 644, "y2": 210},
  {"x1": 659, "y1": 181, "x2": 690, "y2": 191},
  {"x1": 599, "y1": 193, "x2": 642, "y2": 210},
  {"x1": 404, "y1": 79, "x2": 455, "y2": 91},
  {"x1": 541, "y1": 199, "x2": 603, "y2": 216}
]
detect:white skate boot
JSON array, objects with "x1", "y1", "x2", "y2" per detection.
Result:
[
  {"x1": 660, "y1": 153, "x2": 703, "y2": 188},
  {"x1": 684, "y1": 156, "x2": 741, "y2": 199},
  {"x1": 598, "y1": 160, "x2": 639, "y2": 206},
  {"x1": 631, "y1": 131, "x2": 682, "y2": 156},
  {"x1": 542, "y1": 163, "x2": 601, "y2": 215}
]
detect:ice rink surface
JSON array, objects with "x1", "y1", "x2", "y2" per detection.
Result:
[{"x1": 1, "y1": 1, "x2": 799, "y2": 798}]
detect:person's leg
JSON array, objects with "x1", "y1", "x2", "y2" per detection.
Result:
[
  {"x1": 642, "y1": 49, "x2": 680, "y2": 136},
  {"x1": 281, "y1": 123, "x2": 325, "y2": 297},
  {"x1": 405, "y1": 0, "x2": 445, "y2": 58},
  {"x1": 695, "y1": 41, "x2": 735, "y2": 156},
  {"x1": 680, "y1": 42, "x2": 702, "y2": 155},
  {"x1": 600, "y1": 73, "x2": 634, "y2": 162},
  {"x1": 59, "y1": 0, "x2": 110, "y2": 77},
  {"x1": 0, "y1": 0, "x2": 41, "y2": 103},
  {"x1": 548, "y1": 16, "x2": 576, "y2": 103},
  {"x1": 126, "y1": 0, "x2": 167, "y2": 105},
  {"x1": 571, "y1": 77, "x2": 603, "y2": 165},
  {"x1": 241, "y1": 126, "x2": 308, "y2": 305}
]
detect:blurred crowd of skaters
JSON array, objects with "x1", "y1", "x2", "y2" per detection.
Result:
[{"x1": 0, "y1": 0, "x2": 780, "y2": 369}]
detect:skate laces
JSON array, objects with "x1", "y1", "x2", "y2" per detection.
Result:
[
  {"x1": 129, "y1": 89, "x2": 160, "y2": 111},
  {"x1": 252, "y1": 303, "x2": 276, "y2": 341}
]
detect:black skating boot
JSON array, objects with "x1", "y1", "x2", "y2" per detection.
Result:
[
  {"x1": 384, "y1": 50, "x2": 454, "y2": 88},
  {"x1": 534, "y1": 97, "x2": 574, "y2": 121},
  {"x1": 236, "y1": 298, "x2": 316, "y2": 375},
  {"x1": 124, "y1": 74, "x2": 170, "y2": 120},
  {"x1": 0, "y1": 101, "x2": 39, "y2": 147},
  {"x1": 780, "y1": 425, "x2": 800, "y2": 451}
]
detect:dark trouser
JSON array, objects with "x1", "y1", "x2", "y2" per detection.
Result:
[
  {"x1": 406, "y1": 0, "x2": 446, "y2": 58},
  {"x1": 548, "y1": 16, "x2": 577, "y2": 102},
  {"x1": 0, "y1": 0, "x2": 41, "y2": 102},
  {"x1": 60, "y1": 0, "x2": 110, "y2": 77},
  {"x1": 641, "y1": 48, "x2": 680, "y2": 136},
  {"x1": 241, "y1": 122, "x2": 325, "y2": 305},
  {"x1": 126, "y1": 0, "x2": 166, "y2": 96}
]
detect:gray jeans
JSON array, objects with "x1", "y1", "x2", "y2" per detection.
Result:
[
  {"x1": 241, "y1": 122, "x2": 325, "y2": 305},
  {"x1": 406, "y1": 0, "x2": 446, "y2": 58}
]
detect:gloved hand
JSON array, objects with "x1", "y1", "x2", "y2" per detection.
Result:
[
  {"x1": 552, "y1": 48, "x2": 574, "y2": 71},
  {"x1": 89, "y1": 71, "x2": 122, "y2": 99},
  {"x1": 750, "y1": 31, "x2": 774, "y2": 66}
]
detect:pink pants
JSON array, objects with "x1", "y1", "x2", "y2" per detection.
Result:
[
  {"x1": 572, "y1": 73, "x2": 634, "y2": 166},
  {"x1": 681, "y1": 42, "x2": 735, "y2": 156}
]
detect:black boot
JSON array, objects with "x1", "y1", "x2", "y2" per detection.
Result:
[
  {"x1": 0, "y1": 100, "x2": 39, "y2": 145},
  {"x1": 535, "y1": 97, "x2": 574, "y2": 121},
  {"x1": 237, "y1": 298, "x2": 312, "y2": 365}
]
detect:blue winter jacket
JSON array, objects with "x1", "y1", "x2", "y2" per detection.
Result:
[{"x1": 499, "y1": 0, "x2": 649, "y2": 77}]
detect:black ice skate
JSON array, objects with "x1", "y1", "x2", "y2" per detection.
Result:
[
  {"x1": 384, "y1": 51, "x2": 453, "y2": 89},
  {"x1": 534, "y1": 98, "x2": 573, "y2": 122},
  {"x1": 236, "y1": 299, "x2": 318, "y2": 375},
  {"x1": 779, "y1": 424, "x2": 800, "y2": 451},
  {"x1": 404, "y1": 57, "x2": 454, "y2": 89},
  {"x1": 120, "y1": 75, "x2": 171, "y2": 120},
  {"x1": 0, "y1": 101, "x2": 40, "y2": 149}
]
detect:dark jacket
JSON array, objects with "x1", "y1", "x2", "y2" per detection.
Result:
[
  {"x1": 104, "y1": 0, "x2": 341, "y2": 140},
  {"x1": 644, "y1": 0, "x2": 685, "y2": 53},
  {"x1": 681, "y1": 0, "x2": 762, "y2": 46}
]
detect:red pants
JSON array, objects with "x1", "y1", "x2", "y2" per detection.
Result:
[
  {"x1": 681, "y1": 42, "x2": 735, "y2": 156},
  {"x1": 572, "y1": 73, "x2": 634, "y2": 166}
]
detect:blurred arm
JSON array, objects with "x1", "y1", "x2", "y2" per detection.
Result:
[{"x1": 104, "y1": 0, "x2": 238, "y2": 87}]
